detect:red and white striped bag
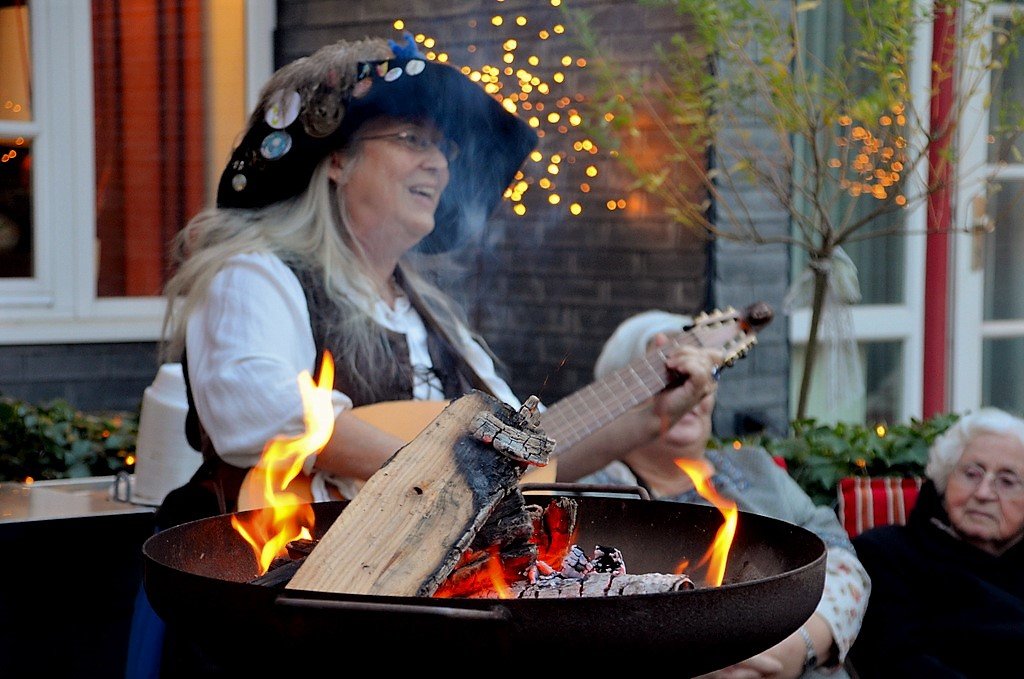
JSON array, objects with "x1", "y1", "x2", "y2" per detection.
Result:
[{"x1": 837, "y1": 476, "x2": 924, "y2": 538}]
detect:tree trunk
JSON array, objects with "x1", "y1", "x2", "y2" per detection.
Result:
[{"x1": 796, "y1": 263, "x2": 830, "y2": 421}]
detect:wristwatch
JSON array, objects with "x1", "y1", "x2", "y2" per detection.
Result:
[{"x1": 798, "y1": 625, "x2": 818, "y2": 671}]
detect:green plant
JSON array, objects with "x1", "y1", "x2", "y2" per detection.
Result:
[
  {"x1": 0, "y1": 389, "x2": 959, "y2": 510},
  {"x1": 0, "y1": 395, "x2": 138, "y2": 483},
  {"x1": 715, "y1": 412, "x2": 959, "y2": 506}
]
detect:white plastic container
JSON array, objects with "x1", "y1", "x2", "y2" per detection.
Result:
[{"x1": 131, "y1": 363, "x2": 201, "y2": 506}]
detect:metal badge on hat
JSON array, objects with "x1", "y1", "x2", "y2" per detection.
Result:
[{"x1": 260, "y1": 90, "x2": 300, "y2": 159}]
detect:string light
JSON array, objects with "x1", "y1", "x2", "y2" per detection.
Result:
[
  {"x1": 392, "y1": 2, "x2": 624, "y2": 217},
  {"x1": 831, "y1": 106, "x2": 907, "y2": 204}
]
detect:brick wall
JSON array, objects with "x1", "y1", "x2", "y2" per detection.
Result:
[{"x1": 0, "y1": 342, "x2": 159, "y2": 413}]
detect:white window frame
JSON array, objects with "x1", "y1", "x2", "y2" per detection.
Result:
[
  {"x1": 0, "y1": 0, "x2": 275, "y2": 345},
  {"x1": 787, "y1": 1, "x2": 933, "y2": 423},
  {"x1": 950, "y1": 2, "x2": 1024, "y2": 414}
]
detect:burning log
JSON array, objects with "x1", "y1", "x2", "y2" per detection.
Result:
[
  {"x1": 435, "y1": 496, "x2": 577, "y2": 597},
  {"x1": 261, "y1": 391, "x2": 708, "y2": 601},
  {"x1": 250, "y1": 558, "x2": 304, "y2": 588},
  {"x1": 285, "y1": 390, "x2": 553, "y2": 597},
  {"x1": 502, "y1": 572, "x2": 695, "y2": 598},
  {"x1": 452, "y1": 541, "x2": 695, "y2": 599},
  {"x1": 251, "y1": 471, "x2": 699, "y2": 599},
  {"x1": 530, "y1": 496, "x2": 578, "y2": 569},
  {"x1": 250, "y1": 492, "x2": 564, "y2": 593},
  {"x1": 253, "y1": 527, "x2": 697, "y2": 599}
]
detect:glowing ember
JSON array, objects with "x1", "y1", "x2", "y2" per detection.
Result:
[
  {"x1": 532, "y1": 497, "x2": 577, "y2": 570},
  {"x1": 675, "y1": 458, "x2": 738, "y2": 586},
  {"x1": 232, "y1": 352, "x2": 337, "y2": 574}
]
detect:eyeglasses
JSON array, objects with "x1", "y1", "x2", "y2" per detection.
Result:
[
  {"x1": 356, "y1": 130, "x2": 460, "y2": 162},
  {"x1": 952, "y1": 463, "x2": 1024, "y2": 498}
]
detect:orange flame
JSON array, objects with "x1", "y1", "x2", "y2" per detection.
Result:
[
  {"x1": 675, "y1": 458, "x2": 738, "y2": 586},
  {"x1": 231, "y1": 352, "x2": 337, "y2": 574}
]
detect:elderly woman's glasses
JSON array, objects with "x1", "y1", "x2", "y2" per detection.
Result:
[
  {"x1": 357, "y1": 130, "x2": 460, "y2": 162},
  {"x1": 953, "y1": 463, "x2": 1024, "y2": 498}
]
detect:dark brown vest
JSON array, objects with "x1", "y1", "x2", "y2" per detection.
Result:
[{"x1": 157, "y1": 265, "x2": 476, "y2": 529}]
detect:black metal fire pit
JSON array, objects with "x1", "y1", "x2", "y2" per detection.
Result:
[{"x1": 143, "y1": 492, "x2": 825, "y2": 672}]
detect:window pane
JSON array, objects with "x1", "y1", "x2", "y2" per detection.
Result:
[
  {"x1": 983, "y1": 337, "x2": 1024, "y2": 414},
  {"x1": 984, "y1": 180, "x2": 1024, "y2": 320},
  {"x1": 841, "y1": 214, "x2": 904, "y2": 305},
  {"x1": 988, "y1": 17, "x2": 1024, "y2": 164},
  {"x1": 790, "y1": 340, "x2": 902, "y2": 425},
  {"x1": 0, "y1": 2, "x2": 33, "y2": 279},
  {"x1": 863, "y1": 341, "x2": 902, "y2": 425},
  {"x1": 0, "y1": 3, "x2": 31, "y2": 122},
  {"x1": 0, "y1": 138, "x2": 32, "y2": 277},
  {"x1": 794, "y1": 2, "x2": 904, "y2": 305}
]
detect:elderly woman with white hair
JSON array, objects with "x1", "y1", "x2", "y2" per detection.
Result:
[
  {"x1": 850, "y1": 407, "x2": 1024, "y2": 677},
  {"x1": 576, "y1": 310, "x2": 870, "y2": 679}
]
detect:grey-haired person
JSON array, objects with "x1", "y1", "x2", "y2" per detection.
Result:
[
  {"x1": 849, "y1": 407, "x2": 1024, "y2": 677},
  {"x1": 153, "y1": 35, "x2": 722, "y2": 529},
  {"x1": 578, "y1": 310, "x2": 871, "y2": 679}
]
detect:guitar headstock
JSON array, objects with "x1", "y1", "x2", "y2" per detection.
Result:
[{"x1": 684, "y1": 302, "x2": 773, "y2": 369}]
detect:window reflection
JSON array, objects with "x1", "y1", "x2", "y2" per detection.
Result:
[
  {"x1": 983, "y1": 338, "x2": 1024, "y2": 415},
  {"x1": 0, "y1": 2, "x2": 32, "y2": 278},
  {"x1": 790, "y1": 340, "x2": 902, "y2": 425},
  {"x1": 985, "y1": 181, "x2": 1024, "y2": 321},
  {"x1": 794, "y1": 3, "x2": 905, "y2": 305},
  {"x1": 988, "y1": 17, "x2": 1024, "y2": 165},
  {"x1": 0, "y1": 139, "x2": 31, "y2": 277},
  {"x1": 0, "y1": 3, "x2": 31, "y2": 123}
]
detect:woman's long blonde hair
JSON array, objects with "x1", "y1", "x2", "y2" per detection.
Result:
[{"x1": 161, "y1": 149, "x2": 497, "y2": 398}]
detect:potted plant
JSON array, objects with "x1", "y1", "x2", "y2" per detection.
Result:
[
  {"x1": 713, "y1": 412, "x2": 958, "y2": 507},
  {"x1": 0, "y1": 395, "x2": 137, "y2": 483}
]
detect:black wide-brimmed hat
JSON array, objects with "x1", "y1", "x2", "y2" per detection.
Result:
[{"x1": 217, "y1": 36, "x2": 538, "y2": 252}]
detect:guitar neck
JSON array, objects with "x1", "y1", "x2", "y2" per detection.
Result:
[{"x1": 541, "y1": 333, "x2": 700, "y2": 454}]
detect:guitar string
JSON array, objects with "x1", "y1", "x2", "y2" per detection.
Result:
[{"x1": 543, "y1": 332, "x2": 703, "y2": 450}]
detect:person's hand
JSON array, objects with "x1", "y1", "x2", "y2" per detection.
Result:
[
  {"x1": 690, "y1": 630, "x2": 805, "y2": 679},
  {"x1": 649, "y1": 339, "x2": 723, "y2": 425},
  {"x1": 690, "y1": 650, "x2": 785, "y2": 679},
  {"x1": 692, "y1": 616, "x2": 832, "y2": 679}
]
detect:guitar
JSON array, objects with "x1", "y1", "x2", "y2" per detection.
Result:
[{"x1": 243, "y1": 302, "x2": 773, "y2": 506}]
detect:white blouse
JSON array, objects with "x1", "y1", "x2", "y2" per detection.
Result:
[{"x1": 185, "y1": 252, "x2": 520, "y2": 484}]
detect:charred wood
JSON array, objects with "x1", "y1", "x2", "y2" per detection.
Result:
[
  {"x1": 286, "y1": 538, "x2": 315, "y2": 559},
  {"x1": 285, "y1": 392, "x2": 553, "y2": 597},
  {"x1": 470, "y1": 488, "x2": 535, "y2": 550},
  {"x1": 251, "y1": 557, "x2": 305, "y2": 588},
  {"x1": 467, "y1": 572, "x2": 695, "y2": 599}
]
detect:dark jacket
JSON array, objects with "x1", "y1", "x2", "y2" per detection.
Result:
[{"x1": 849, "y1": 480, "x2": 1024, "y2": 678}]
